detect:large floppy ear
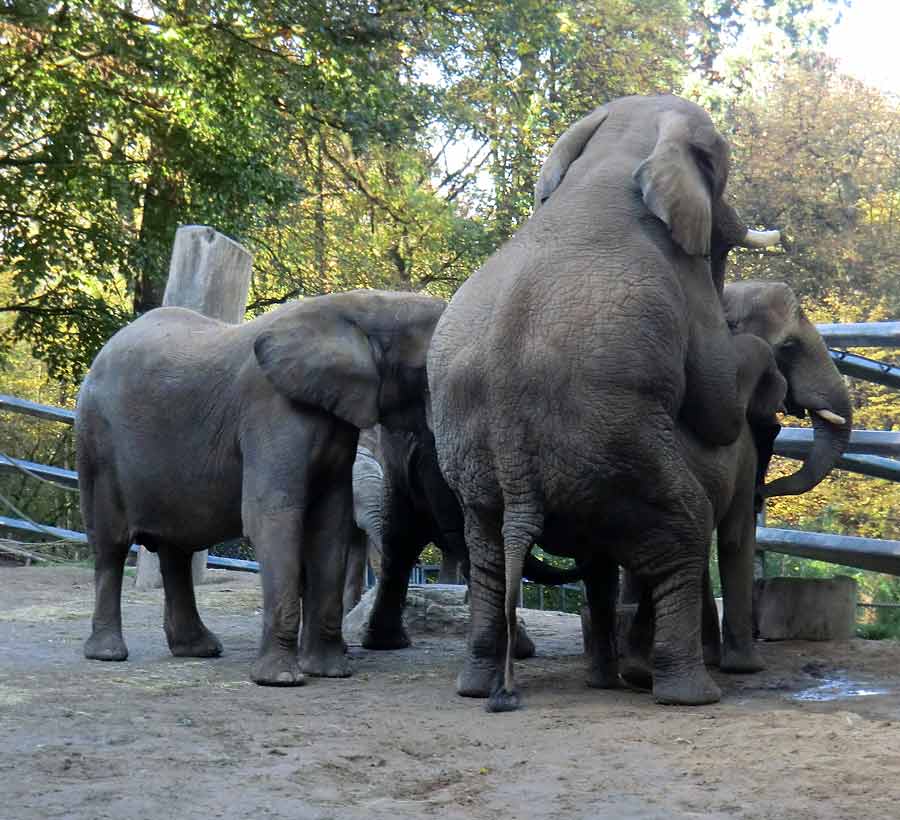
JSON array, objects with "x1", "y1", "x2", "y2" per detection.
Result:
[
  {"x1": 254, "y1": 305, "x2": 380, "y2": 429},
  {"x1": 534, "y1": 106, "x2": 608, "y2": 210},
  {"x1": 634, "y1": 112, "x2": 724, "y2": 256}
]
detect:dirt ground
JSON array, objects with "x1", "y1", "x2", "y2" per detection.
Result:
[{"x1": 2, "y1": 566, "x2": 900, "y2": 820}]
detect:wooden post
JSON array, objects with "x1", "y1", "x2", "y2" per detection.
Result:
[{"x1": 135, "y1": 226, "x2": 253, "y2": 590}]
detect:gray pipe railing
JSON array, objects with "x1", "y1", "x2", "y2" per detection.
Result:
[{"x1": 1, "y1": 317, "x2": 898, "y2": 583}]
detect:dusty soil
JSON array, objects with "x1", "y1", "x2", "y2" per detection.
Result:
[{"x1": 2, "y1": 566, "x2": 900, "y2": 820}]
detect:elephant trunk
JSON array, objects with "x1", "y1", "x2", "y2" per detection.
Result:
[
  {"x1": 522, "y1": 552, "x2": 584, "y2": 585},
  {"x1": 762, "y1": 350, "x2": 852, "y2": 497}
]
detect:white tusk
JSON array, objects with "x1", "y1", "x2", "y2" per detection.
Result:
[
  {"x1": 815, "y1": 408, "x2": 846, "y2": 426},
  {"x1": 741, "y1": 228, "x2": 781, "y2": 248}
]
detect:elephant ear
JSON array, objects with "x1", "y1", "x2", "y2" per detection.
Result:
[
  {"x1": 254, "y1": 306, "x2": 379, "y2": 429},
  {"x1": 534, "y1": 106, "x2": 609, "y2": 210},
  {"x1": 634, "y1": 112, "x2": 723, "y2": 256}
]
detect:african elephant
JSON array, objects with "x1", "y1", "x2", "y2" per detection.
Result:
[
  {"x1": 76, "y1": 290, "x2": 446, "y2": 686},
  {"x1": 349, "y1": 424, "x2": 581, "y2": 657},
  {"x1": 427, "y1": 94, "x2": 782, "y2": 710},
  {"x1": 619, "y1": 280, "x2": 852, "y2": 686}
]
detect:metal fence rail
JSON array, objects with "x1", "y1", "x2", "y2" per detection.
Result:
[
  {"x1": 817, "y1": 321, "x2": 900, "y2": 347},
  {"x1": 1, "y1": 317, "x2": 898, "y2": 592}
]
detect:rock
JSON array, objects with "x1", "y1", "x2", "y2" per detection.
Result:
[
  {"x1": 343, "y1": 583, "x2": 471, "y2": 642},
  {"x1": 754, "y1": 576, "x2": 858, "y2": 641}
]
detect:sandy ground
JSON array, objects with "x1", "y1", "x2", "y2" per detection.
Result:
[{"x1": 2, "y1": 566, "x2": 900, "y2": 820}]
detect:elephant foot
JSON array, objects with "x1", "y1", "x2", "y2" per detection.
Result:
[
  {"x1": 301, "y1": 643, "x2": 352, "y2": 678},
  {"x1": 361, "y1": 623, "x2": 411, "y2": 651},
  {"x1": 84, "y1": 628, "x2": 128, "y2": 662},
  {"x1": 586, "y1": 661, "x2": 620, "y2": 689},
  {"x1": 251, "y1": 651, "x2": 305, "y2": 687},
  {"x1": 720, "y1": 645, "x2": 765, "y2": 674},
  {"x1": 166, "y1": 625, "x2": 223, "y2": 658},
  {"x1": 620, "y1": 655, "x2": 653, "y2": 691},
  {"x1": 456, "y1": 658, "x2": 499, "y2": 698},
  {"x1": 653, "y1": 666, "x2": 721, "y2": 706},
  {"x1": 487, "y1": 683, "x2": 521, "y2": 713},
  {"x1": 513, "y1": 622, "x2": 536, "y2": 660}
]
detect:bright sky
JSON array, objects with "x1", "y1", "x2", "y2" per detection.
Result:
[{"x1": 825, "y1": 0, "x2": 900, "y2": 93}]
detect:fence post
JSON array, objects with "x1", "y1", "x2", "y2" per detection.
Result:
[{"x1": 135, "y1": 226, "x2": 253, "y2": 590}]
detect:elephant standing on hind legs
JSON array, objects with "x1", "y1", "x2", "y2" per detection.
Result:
[
  {"x1": 619, "y1": 280, "x2": 852, "y2": 688},
  {"x1": 76, "y1": 290, "x2": 445, "y2": 686},
  {"x1": 428, "y1": 94, "x2": 782, "y2": 710}
]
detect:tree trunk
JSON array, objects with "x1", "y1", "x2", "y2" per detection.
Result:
[{"x1": 134, "y1": 226, "x2": 253, "y2": 590}]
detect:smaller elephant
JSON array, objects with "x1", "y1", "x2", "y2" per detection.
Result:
[
  {"x1": 615, "y1": 281, "x2": 852, "y2": 687},
  {"x1": 350, "y1": 424, "x2": 581, "y2": 658},
  {"x1": 77, "y1": 290, "x2": 446, "y2": 686}
]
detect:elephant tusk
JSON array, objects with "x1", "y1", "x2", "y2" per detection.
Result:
[
  {"x1": 741, "y1": 229, "x2": 781, "y2": 248},
  {"x1": 815, "y1": 408, "x2": 847, "y2": 426}
]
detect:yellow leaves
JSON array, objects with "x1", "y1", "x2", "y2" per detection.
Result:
[{"x1": 555, "y1": 10, "x2": 576, "y2": 36}]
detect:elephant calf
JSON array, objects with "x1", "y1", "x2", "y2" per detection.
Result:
[
  {"x1": 349, "y1": 425, "x2": 580, "y2": 657},
  {"x1": 77, "y1": 290, "x2": 445, "y2": 686}
]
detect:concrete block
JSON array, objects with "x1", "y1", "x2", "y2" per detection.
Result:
[{"x1": 754, "y1": 576, "x2": 857, "y2": 641}]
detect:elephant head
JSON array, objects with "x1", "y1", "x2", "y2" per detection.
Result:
[
  {"x1": 253, "y1": 290, "x2": 446, "y2": 431},
  {"x1": 533, "y1": 95, "x2": 781, "y2": 292},
  {"x1": 723, "y1": 281, "x2": 852, "y2": 497}
]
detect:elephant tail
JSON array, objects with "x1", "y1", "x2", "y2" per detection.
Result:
[
  {"x1": 487, "y1": 511, "x2": 541, "y2": 714},
  {"x1": 522, "y1": 551, "x2": 583, "y2": 585}
]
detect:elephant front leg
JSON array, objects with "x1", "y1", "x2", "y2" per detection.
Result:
[
  {"x1": 362, "y1": 534, "x2": 418, "y2": 650},
  {"x1": 158, "y1": 546, "x2": 223, "y2": 658},
  {"x1": 248, "y1": 508, "x2": 306, "y2": 686},
  {"x1": 457, "y1": 511, "x2": 505, "y2": 699},
  {"x1": 300, "y1": 484, "x2": 354, "y2": 678},
  {"x1": 717, "y1": 507, "x2": 765, "y2": 673},
  {"x1": 583, "y1": 558, "x2": 620, "y2": 689}
]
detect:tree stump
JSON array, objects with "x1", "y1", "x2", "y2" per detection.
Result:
[{"x1": 134, "y1": 226, "x2": 253, "y2": 590}]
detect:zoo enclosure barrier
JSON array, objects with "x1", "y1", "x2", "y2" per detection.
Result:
[{"x1": 1, "y1": 322, "x2": 898, "y2": 610}]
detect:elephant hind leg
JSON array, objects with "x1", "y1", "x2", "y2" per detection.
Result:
[
  {"x1": 651, "y1": 561, "x2": 721, "y2": 706},
  {"x1": 158, "y1": 546, "x2": 223, "y2": 658},
  {"x1": 83, "y1": 471, "x2": 131, "y2": 662},
  {"x1": 300, "y1": 481, "x2": 355, "y2": 679},
  {"x1": 457, "y1": 509, "x2": 505, "y2": 700},
  {"x1": 717, "y1": 503, "x2": 764, "y2": 674}
]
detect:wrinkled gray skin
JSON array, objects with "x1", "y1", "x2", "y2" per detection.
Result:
[
  {"x1": 344, "y1": 427, "x2": 385, "y2": 615},
  {"x1": 77, "y1": 290, "x2": 446, "y2": 686},
  {"x1": 619, "y1": 281, "x2": 852, "y2": 688},
  {"x1": 349, "y1": 425, "x2": 580, "y2": 657},
  {"x1": 428, "y1": 94, "x2": 782, "y2": 710}
]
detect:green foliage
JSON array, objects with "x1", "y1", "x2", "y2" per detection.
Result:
[
  {"x1": 2, "y1": 1, "x2": 896, "y2": 607},
  {"x1": 856, "y1": 613, "x2": 900, "y2": 641}
]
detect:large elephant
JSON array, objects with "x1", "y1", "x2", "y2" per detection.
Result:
[
  {"x1": 76, "y1": 290, "x2": 446, "y2": 686},
  {"x1": 349, "y1": 424, "x2": 581, "y2": 657},
  {"x1": 619, "y1": 280, "x2": 852, "y2": 685},
  {"x1": 427, "y1": 94, "x2": 782, "y2": 710}
]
